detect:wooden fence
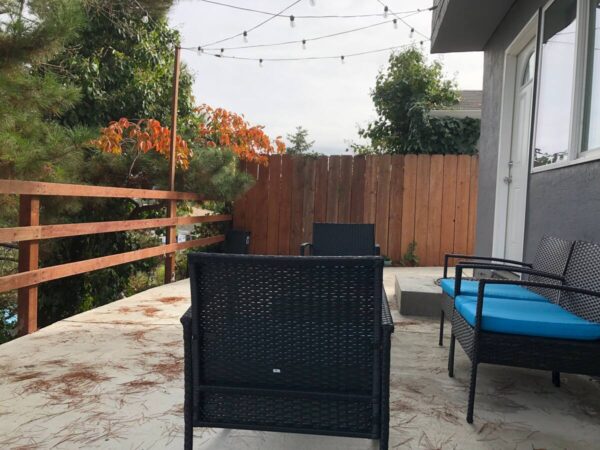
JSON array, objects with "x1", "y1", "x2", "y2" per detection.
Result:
[
  {"x1": 233, "y1": 154, "x2": 479, "y2": 265},
  {"x1": 0, "y1": 179, "x2": 230, "y2": 335}
]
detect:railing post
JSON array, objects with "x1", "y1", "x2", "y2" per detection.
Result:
[
  {"x1": 17, "y1": 195, "x2": 39, "y2": 335},
  {"x1": 164, "y1": 199, "x2": 177, "y2": 283}
]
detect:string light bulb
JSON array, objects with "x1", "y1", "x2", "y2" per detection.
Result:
[
  {"x1": 409, "y1": 28, "x2": 414, "y2": 38},
  {"x1": 220, "y1": 48, "x2": 224, "y2": 54},
  {"x1": 383, "y1": 6, "x2": 389, "y2": 18},
  {"x1": 197, "y1": 46, "x2": 203, "y2": 55},
  {"x1": 290, "y1": 15, "x2": 295, "y2": 28},
  {"x1": 340, "y1": 55, "x2": 345, "y2": 64},
  {"x1": 259, "y1": 58, "x2": 263, "y2": 67},
  {"x1": 243, "y1": 31, "x2": 248, "y2": 43},
  {"x1": 393, "y1": 19, "x2": 398, "y2": 29},
  {"x1": 302, "y1": 39, "x2": 307, "y2": 50},
  {"x1": 142, "y1": 14, "x2": 149, "y2": 24}
]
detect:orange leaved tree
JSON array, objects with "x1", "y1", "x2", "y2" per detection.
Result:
[{"x1": 195, "y1": 104, "x2": 285, "y2": 165}]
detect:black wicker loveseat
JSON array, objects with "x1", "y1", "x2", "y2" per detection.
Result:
[
  {"x1": 437, "y1": 235, "x2": 574, "y2": 346},
  {"x1": 181, "y1": 253, "x2": 394, "y2": 449},
  {"x1": 300, "y1": 223, "x2": 380, "y2": 256},
  {"x1": 447, "y1": 240, "x2": 600, "y2": 423}
]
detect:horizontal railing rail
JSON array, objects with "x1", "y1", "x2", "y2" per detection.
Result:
[{"x1": 0, "y1": 179, "x2": 231, "y2": 336}]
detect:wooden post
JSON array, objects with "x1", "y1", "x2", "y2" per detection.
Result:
[
  {"x1": 17, "y1": 195, "x2": 39, "y2": 335},
  {"x1": 165, "y1": 46, "x2": 181, "y2": 284}
]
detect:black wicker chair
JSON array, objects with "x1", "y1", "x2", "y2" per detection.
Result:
[
  {"x1": 181, "y1": 253, "x2": 394, "y2": 449},
  {"x1": 437, "y1": 235, "x2": 574, "y2": 346},
  {"x1": 300, "y1": 223, "x2": 380, "y2": 256},
  {"x1": 222, "y1": 229, "x2": 250, "y2": 254},
  {"x1": 448, "y1": 240, "x2": 600, "y2": 423}
]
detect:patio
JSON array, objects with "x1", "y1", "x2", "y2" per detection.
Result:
[{"x1": 1, "y1": 267, "x2": 599, "y2": 449}]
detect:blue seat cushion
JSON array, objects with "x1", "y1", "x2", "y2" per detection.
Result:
[
  {"x1": 454, "y1": 296, "x2": 600, "y2": 341},
  {"x1": 440, "y1": 278, "x2": 549, "y2": 302}
]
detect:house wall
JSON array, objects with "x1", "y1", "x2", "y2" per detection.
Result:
[{"x1": 477, "y1": 0, "x2": 600, "y2": 260}]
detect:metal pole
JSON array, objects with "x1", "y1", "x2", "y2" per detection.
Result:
[{"x1": 165, "y1": 46, "x2": 181, "y2": 284}]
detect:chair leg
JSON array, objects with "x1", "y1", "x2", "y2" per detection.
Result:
[
  {"x1": 552, "y1": 370, "x2": 561, "y2": 388},
  {"x1": 466, "y1": 361, "x2": 478, "y2": 424},
  {"x1": 448, "y1": 333, "x2": 456, "y2": 378},
  {"x1": 438, "y1": 310, "x2": 445, "y2": 346}
]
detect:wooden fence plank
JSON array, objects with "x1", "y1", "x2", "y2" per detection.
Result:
[
  {"x1": 301, "y1": 158, "x2": 317, "y2": 245},
  {"x1": 0, "y1": 214, "x2": 232, "y2": 244},
  {"x1": 375, "y1": 155, "x2": 392, "y2": 256},
  {"x1": 0, "y1": 235, "x2": 225, "y2": 294},
  {"x1": 426, "y1": 155, "x2": 444, "y2": 266},
  {"x1": 313, "y1": 156, "x2": 329, "y2": 223},
  {"x1": 277, "y1": 155, "x2": 293, "y2": 254},
  {"x1": 266, "y1": 156, "x2": 282, "y2": 254},
  {"x1": 467, "y1": 156, "x2": 479, "y2": 255},
  {"x1": 326, "y1": 156, "x2": 341, "y2": 222},
  {"x1": 454, "y1": 155, "x2": 472, "y2": 255},
  {"x1": 290, "y1": 157, "x2": 306, "y2": 254},
  {"x1": 387, "y1": 156, "x2": 404, "y2": 263},
  {"x1": 350, "y1": 156, "x2": 366, "y2": 223},
  {"x1": 363, "y1": 156, "x2": 378, "y2": 223},
  {"x1": 400, "y1": 155, "x2": 418, "y2": 261},
  {"x1": 440, "y1": 155, "x2": 458, "y2": 265},
  {"x1": 338, "y1": 156, "x2": 353, "y2": 223},
  {"x1": 414, "y1": 155, "x2": 431, "y2": 265},
  {"x1": 244, "y1": 162, "x2": 259, "y2": 252},
  {"x1": 253, "y1": 164, "x2": 270, "y2": 254},
  {"x1": 0, "y1": 179, "x2": 206, "y2": 201}
]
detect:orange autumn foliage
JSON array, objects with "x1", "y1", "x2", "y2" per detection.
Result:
[
  {"x1": 196, "y1": 104, "x2": 285, "y2": 165},
  {"x1": 91, "y1": 118, "x2": 192, "y2": 169}
]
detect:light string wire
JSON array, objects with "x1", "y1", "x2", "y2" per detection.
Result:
[
  {"x1": 199, "y1": 0, "x2": 304, "y2": 47},
  {"x1": 182, "y1": 43, "x2": 416, "y2": 62},
  {"x1": 184, "y1": 11, "x2": 422, "y2": 52},
  {"x1": 197, "y1": 0, "x2": 435, "y2": 19},
  {"x1": 375, "y1": 0, "x2": 430, "y2": 41}
]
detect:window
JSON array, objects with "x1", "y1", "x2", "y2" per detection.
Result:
[
  {"x1": 583, "y1": 1, "x2": 600, "y2": 152},
  {"x1": 522, "y1": 50, "x2": 536, "y2": 86},
  {"x1": 533, "y1": 0, "x2": 578, "y2": 168}
]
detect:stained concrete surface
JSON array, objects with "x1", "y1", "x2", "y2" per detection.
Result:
[{"x1": 1, "y1": 268, "x2": 599, "y2": 449}]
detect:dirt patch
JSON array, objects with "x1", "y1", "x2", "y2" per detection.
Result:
[
  {"x1": 120, "y1": 378, "x2": 161, "y2": 394},
  {"x1": 158, "y1": 296, "x2": 186, "y2": 304},
  {"x1": 142, "y1": 306, "x2": 160, "y2": 317},
  {"x1": 150, "y1": 358, "x2": 183, "y2": 382}
]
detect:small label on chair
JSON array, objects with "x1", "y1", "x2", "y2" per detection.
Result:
[{"x1": 272, "y1": 368, "x2": 281, "y2": 373}]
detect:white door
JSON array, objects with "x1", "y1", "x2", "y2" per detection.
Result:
[{"x1": 504, "y1": 39, "x2": 536, "y2": 261}]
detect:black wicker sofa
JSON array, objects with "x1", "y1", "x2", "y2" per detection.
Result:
[
  {"x1": 181, "y1": 253, "x2": 394, "y2": 449},
  {"x1": 447, "y1": 240, "x2": 600, "y2": 423}
]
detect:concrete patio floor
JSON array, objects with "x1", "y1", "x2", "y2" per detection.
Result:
[{"x1": 1, "y1": 268, "x2": 599, "y2": 449}]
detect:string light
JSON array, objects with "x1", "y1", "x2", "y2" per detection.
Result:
[
  {"x1": 259, "y1": 58, "x2": 263, "y2": 67},
  {"x1": 375, "y1": 0, "x2": 430, "y2": 41},
  {"x1": 393, "y1": 19, "x2": 398, "y2": 29},
  {"x1": 142, "y1": 14, "x2": 149, "y2": 24},
  {"x1": 197, "y1": 46, "x2": 203, "y2": 55},
  {"x1": 243, "y1": 31, "x2": 248, "y2": 43},
  {"x1": 197, "y1": 0, "x2": 435, "y2": 19},
  {"x1": 220, "y1": 48, "x2": 225, "y2": 54},
  {"x1": 302, "y1": 39, "x2": 307, "y2": 50},
  {"x1": 383, "y1": 6, "x2": 389, "y2": 18},
  {"x1": 409, "y1": 28, "x2": 414, "y2": 38},
  {"x1": 340, "y1": 55, "x2": 345, "y2": 64},
  {"x1": 290, "y1": 15, "x2": 295, "y2": 28}
]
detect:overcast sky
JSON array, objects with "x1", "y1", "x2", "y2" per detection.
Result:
[{"x1": 168, "y1": 0, "x2": 483, "y2": 154}]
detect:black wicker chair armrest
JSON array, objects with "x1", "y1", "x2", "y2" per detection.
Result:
[
  {"x1": 300, "y1": 242, "x2": 313, "y2": 256},
  {"x1": 443, "y1": 253, "x2": 532, "y2": 278},
  {"x1": 180, "y1": 306, "x2": 192, "y2": 327},
  {"x1": 381, "y1": 288, "x2": 394, "y2": 331},
  {"x1": 454, "y1": 263, "x2": 564, "y2": 297},
  {"x1": 374, "y1": 244, "x2": 381, "y2": 256}
]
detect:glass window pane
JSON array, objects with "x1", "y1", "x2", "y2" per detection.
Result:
[
  {"x1": 522, "y1": 51, "x2": 536, "y2": 86},
  {"x1": 533, "y1": 0, "x2": 578, "y2": 167},
  {"x1": 584, "y1": 1, "x2": 600, "y2": 152}
]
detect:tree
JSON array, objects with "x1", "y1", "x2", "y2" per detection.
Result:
[
  {"x1": 286, "y1": 126, "x2": 315, "y2": 155},
  {"x1": 359, "y1": 47, "x2": 479, "y2": 155}
]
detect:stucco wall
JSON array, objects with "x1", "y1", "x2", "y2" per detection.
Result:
[{"x1": 477, "y1": 0, "x2": 600, "y2": 260}]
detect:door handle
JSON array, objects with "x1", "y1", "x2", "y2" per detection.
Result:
[{"x1": 503, "y1": 176, "x2": 512, "y2": 184}]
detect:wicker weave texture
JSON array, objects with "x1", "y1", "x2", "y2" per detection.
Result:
[
  {"x1": 185, "y1": 253, "x2": 392, "y2": 445},
  {"x1": 312, "y1": 223, "x2": 377, "y2": 256},
  {"x1": 560, "y1": 240, "x2": 600, "y2": 322},
  {"x1": 528, "y1": 235, "x2": 573, "y2": 302}
]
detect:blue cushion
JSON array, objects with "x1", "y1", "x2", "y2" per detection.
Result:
[
  {"x1": 440, "y1": 278, "x2": 549, "y2": 302},
  {"x1": 454, "y1": 296, "x2": 600, "y2": 341}
]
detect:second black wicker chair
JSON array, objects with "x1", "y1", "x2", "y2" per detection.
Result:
[
  {"x1": 300, "y1": 223, "x2": 380, "y2": 256},
  {"x1": 182, "y1": 253, "x2": 394, "y2": 449}
]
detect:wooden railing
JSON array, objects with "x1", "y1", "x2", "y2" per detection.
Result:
[{"x1": 0, "y1": 179, "x2": 231, "y2": 335}]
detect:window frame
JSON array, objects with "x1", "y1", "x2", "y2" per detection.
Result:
[{"x1": 531, "y1": 0, "x2": 599, "y2": 173}]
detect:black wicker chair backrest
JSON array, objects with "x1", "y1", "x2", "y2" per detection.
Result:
[
  {"x1": 312, "y1": 223, "x2": 376, "y2": 256},
  {"x1": 559, "y1": 240, "x2": 600, "y2": 323},
  {"x1": 188, "y1": 253, "x2": 384, "y2": 393},
  {"x1": 528, "y1": 235, "x2": 574, "y2": 303},
  {"x1": 222, "y1": 230, "x2": 250, "y2": 254}
]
